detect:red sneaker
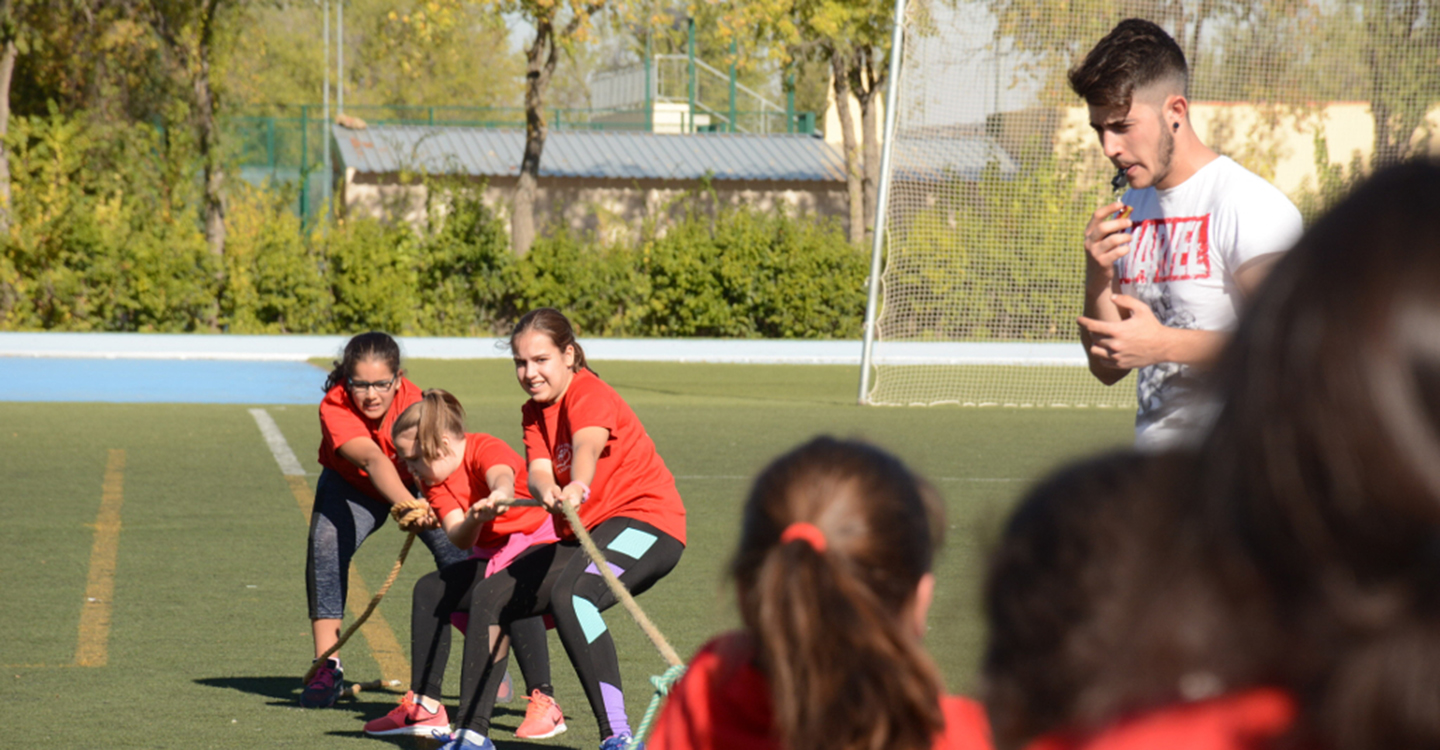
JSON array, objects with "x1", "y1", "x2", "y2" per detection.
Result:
[
  {"x1": 514, "y1": 689, "x2": 567, "y2": 739},
  {"x1": 363, "y1": 691, "x2": 451, "y2": 737}
]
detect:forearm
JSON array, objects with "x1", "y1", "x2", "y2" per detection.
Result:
[
  {"x1": 1156, "y1": 328, "x2": 1227, "y2": 368},
  {"x1": 1082, "y1": 281, "x2": 1129, "y2": 384},
  {"x1": 446, "y1": 514, "x2": 481, "y2": 550},
  {"x1": 361, "y1": 458, "x2": 415, "y2": 506}
]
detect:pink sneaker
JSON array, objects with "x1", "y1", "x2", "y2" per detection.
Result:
[
  {"x1": 514, "y1": 689, "x2": 567, "y2": 739},
  {"x1": 363, "y1": 691, "x2": 451, "y2": 737}
]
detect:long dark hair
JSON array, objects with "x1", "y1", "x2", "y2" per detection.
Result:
[
  {"x1": 731, "y1": 436, "x2": 946, "y2": 750},
  {"x1": 1191, "y1": 160, "x2": 1440, "y2": 749},
  {"x1": 508, "y1": 308, "x2": 592, "y2": 374},
  {"x1": 323, "y1": 332, "x2": 402, "y2": 392}
]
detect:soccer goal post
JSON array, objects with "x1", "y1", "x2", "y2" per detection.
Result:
[{"x1": 858, "y1": 0, "x2": 1439, "y2": 407}]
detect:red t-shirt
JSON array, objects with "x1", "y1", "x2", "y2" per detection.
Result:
[
  {"x1": 1024, "y1": 688, "x2": 1296, "y2": 750},
  {"x1": 317, "y1": 377, "x2": 421, "y2": 501},
  {"x1": 424, "y1": 433, "x2": 550, "y2": 549},
  {"x1": 650, "y1": 632, "x2": 992, "y2": 750},
  {"x1": 521, "y1": 368, "x2": 686, "y2": 544}
]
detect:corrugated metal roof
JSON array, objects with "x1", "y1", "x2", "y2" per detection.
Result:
[
  {"x1": 889, "y1": 137, "x2": 1019, "y2": 183},
  {"x1": 333, "y1": 125, "x2": 848, "y2": 182},
  {"x1": 332, "y1": 124, "x2": 1018, "y2": 184}
]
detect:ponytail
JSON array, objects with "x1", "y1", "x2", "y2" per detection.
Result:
[
  {"x1": 509, "y1": 307, "x2": 594, "y2": 374},
  {"x1": 391, "y1": 389, "x2": 466, "y2": 461},
  {"x1": 732, "y1": 437, "x2": 946, "y2": 750},
  {"x1": 748, "y1": 540, "x2": 945, "y2": 750},
  {"x1": 325, "y1": 331, "x2": 402, "y2": 392}
]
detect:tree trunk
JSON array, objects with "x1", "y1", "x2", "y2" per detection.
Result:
[
  {"x1": 0, "y1": 36, "x2": 16, "y2": 238},
  {"x1": 513, "y1": 20, "x2": 561, "y2": 256},
  {"x1": 831, "y1": 50, "x2": 864, "y2": 245},
  {"x1": 852, "y1": 48, "x2": 885, "y2": 242},
  {"x1": 194, "y1": 56, "x2": 225, "y2": 259},
  {"x1": 194, "y1": 0, "x2": 225, "y2": 261}
]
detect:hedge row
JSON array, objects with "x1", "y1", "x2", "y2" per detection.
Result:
[{"x1": 0, "y1": 111, "x2": 868, "y2": 338}]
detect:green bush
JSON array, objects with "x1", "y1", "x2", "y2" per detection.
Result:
[
  {"x1": 1, "y1": 107, "x2": 218, "y2": 332},
  {"x1": 411, "y1": 179, "x2": 515, "y2": 336},
  {"x1": 633, "y1": 206, "x2": 865, "y2": 338},
  {"x1": 0, "y1": 110, "x2": 869, "y2": 339},
  {"x1": 223, "y1": 182, "x2": 331, "y2": 333}
]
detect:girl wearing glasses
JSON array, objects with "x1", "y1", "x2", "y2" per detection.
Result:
[{"x1": 302, "y1": 331, "x2": 469, "y2": 708}]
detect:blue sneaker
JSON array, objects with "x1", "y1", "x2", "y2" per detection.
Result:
[
  {"x1": 600, "y1": 733, "x2": 643, "y2": 750},
  {"x1": 437, "y1": 728, "x2": 496, "y2": 750},
  {"x1": 299, "y1": 658, "x2": 344, "y2": 708}
]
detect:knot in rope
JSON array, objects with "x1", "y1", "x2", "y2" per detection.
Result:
[
  {"x1": 628, "y1": 664, "x2": 688, "y2": 749},
  {"x1": 390, "y1": 498, "x2": 433, "y2": 532},
  {"x1": 650, "y1": 663, "x2": 687, "y2": 696}
]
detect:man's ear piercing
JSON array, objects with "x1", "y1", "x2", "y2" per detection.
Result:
[{"x1": 1172, "y1": 122, "x2": 1180, "y2": 131}]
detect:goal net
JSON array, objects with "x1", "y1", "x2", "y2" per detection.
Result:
[{"x1": 862, "y1": 0, "x2": 1439, "y2": 407}]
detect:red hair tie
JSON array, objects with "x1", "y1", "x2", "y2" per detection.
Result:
[{"x1": 780, "y1": 522, "x2": 828, "y2": 553}]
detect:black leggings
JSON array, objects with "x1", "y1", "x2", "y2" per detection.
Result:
[
  {"x1": 410, "y1": 517, "x2": 684, "y2": 737},
  {"x1": 409, "y1": 558, "x2": 553, "y2": 701}
]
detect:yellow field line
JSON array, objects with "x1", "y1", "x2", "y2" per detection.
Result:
[
  {"x1": 284, "y1": 465, "x2": 409, "y2": 684},
  {"x1": 75, "y1": 449, "x2": 125, "y2": 668}
]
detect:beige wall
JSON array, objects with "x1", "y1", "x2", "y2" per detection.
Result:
[
  {"x1": 342, "y1": 171, "x2": 850, "y2": 241},
  {"x1": 1056, "y1": 101, "x2": 1440, "y2": 196}
]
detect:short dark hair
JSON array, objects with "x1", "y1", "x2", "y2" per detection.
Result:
[{"x1": 1068, "y1": 19, "x2": 1188, "y2": 110}]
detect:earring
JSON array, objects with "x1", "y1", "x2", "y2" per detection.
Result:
[{"x1": 1172, "y1": 122, "x2": 1180, "y2": 131}]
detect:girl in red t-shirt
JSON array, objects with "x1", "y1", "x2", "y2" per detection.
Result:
[
  {"x1": 649, "y1": 436, "x2": 991, "y2": 750},
  {"x1": 416, "y1": 308, "x2": 686, "y2": 750},
  {"x1": 303, "y1": 332, "x2": 469, "y2": 709},
  {"x1": 362, "y1": 389, "x2": 567, "y2": 741}
]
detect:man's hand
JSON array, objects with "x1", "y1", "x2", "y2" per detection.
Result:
[
  {"x1": 1084, "y1": 201, "x2": 1134, "y2": 287},
  {"x1": 1078, "y1": 294, "x2": 1170, "y2": 370}
]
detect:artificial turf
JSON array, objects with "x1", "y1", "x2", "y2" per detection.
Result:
[{"x1": 0, "y1": 359, "x2": 1133, "y2": 748}]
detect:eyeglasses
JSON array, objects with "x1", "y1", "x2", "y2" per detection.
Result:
[{"x1": 347, "y1": 377, "x2": 397, "y2": 393}]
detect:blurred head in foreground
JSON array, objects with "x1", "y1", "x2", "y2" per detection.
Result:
[{"x1": 1195, "y1": 158, "x2": 1440, "y2": 749}]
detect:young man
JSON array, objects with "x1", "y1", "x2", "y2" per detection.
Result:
[{"x1": 1073, "y1": 19, "x2": 1303, "y2": 449}]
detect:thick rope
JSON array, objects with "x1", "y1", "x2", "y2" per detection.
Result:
[
  {"x1": 628, "y1": 663, "x2": 688, "y2": 750},
  {"x1": 302, "y1": 498, "x2": 431, "y2": 684}
]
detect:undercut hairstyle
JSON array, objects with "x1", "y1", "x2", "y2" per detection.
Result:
[
  {"x1": 392, "y1": 389, "x2": 466, "y2": 462},
  {"x1": 323, "y1": 331, "x2": 402, "y2": 392},
  {"x1": 1069, "y1": 19, "x2": 1189, "y2": 110},
  {"x1": 508, "y1": 308, "x2": 592, "y2": 374},
  {"x1": 731, "y1": 436, "x2": 947, "y2": 750}
]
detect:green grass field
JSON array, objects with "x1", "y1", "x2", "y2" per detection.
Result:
[{"x1": 0, "y1": 359, "x2": 1133, "y2": 748}]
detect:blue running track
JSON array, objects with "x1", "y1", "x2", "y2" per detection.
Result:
[{"x1": 0, "y1": 358, "x2": 323, "y2": 404}]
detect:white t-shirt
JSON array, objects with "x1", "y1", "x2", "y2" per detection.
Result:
[{"x1": 1117, "y1": 156, "x2": 1302, "y2": 448}]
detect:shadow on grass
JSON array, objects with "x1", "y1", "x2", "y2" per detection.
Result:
[
  {"x1": 195, "y1": 675, "x2": 300, "y2": 704},
  {"x1": 195, "y1": 678, "x2": 573, "y2": 748}
]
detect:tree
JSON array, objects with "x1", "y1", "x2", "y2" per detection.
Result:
[
  {"x1": 224, "y1": 0, "x2": 521, "y2": 113},
  {"x1": 148, "y1": 0, "x2": 230, "y2": 263},
  {"x1": 484, "y1": 0, "x2": 616, "y2": 255},
  {"x1": 727, "y1": 0, "x2": 893, "y2": 244}
]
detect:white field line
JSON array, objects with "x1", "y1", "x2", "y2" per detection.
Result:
[{"x1": 248, "y1": 408, "x2": 307, "y2": 477}]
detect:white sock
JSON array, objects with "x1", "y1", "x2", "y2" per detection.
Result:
[{"x1": 453, "y1": 728, "x2": 488, "y2": 745}]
